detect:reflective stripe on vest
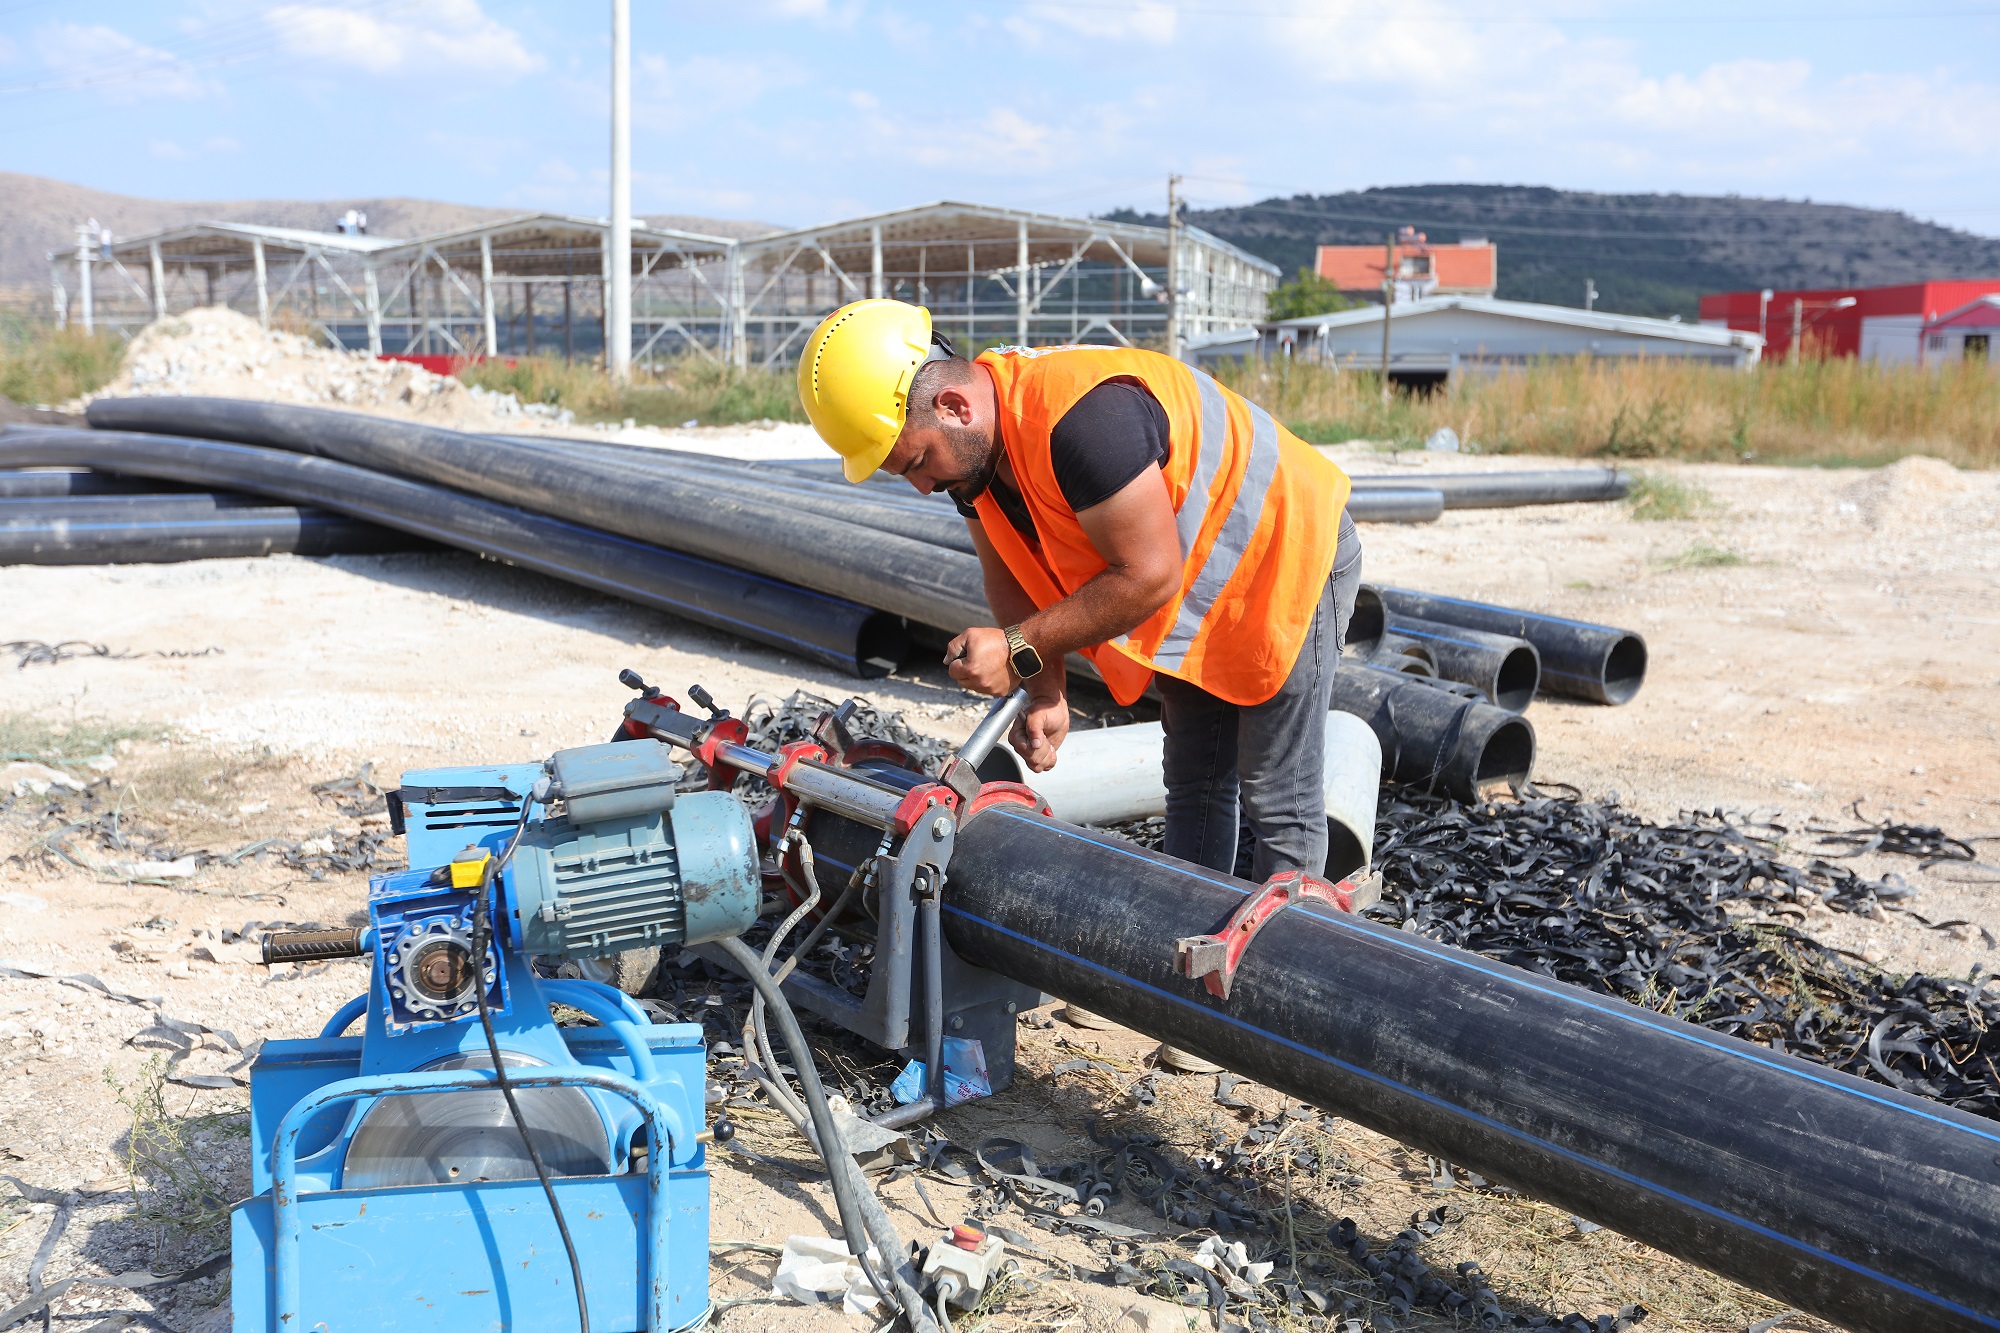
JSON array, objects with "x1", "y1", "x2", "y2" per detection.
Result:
[{"x1": 1154, "y1": 388, "x2": 1281, "y2": 670}]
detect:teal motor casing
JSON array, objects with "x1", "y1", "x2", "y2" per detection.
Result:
[{"x1": 507, "y1": 739, "x2": 761, "y2": 957}]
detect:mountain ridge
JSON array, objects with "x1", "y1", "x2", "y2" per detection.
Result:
[{"x1": 1110, "y1": 185, "x2": 2000, "y2": 319}]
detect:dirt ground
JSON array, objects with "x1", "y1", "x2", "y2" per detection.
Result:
[{"x1": 1, "y1": 443, "x2": 1996, "y2": 1332}]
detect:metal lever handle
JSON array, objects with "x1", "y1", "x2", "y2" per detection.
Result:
[
  {"x1": 262, "y1": 928, "x2": 365, "y2": 966},
  {"x1": 956, "y1": 688, "x2": 1030, "y2": 768}
]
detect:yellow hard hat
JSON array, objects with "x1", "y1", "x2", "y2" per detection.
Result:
[{"x1": 798, "y1": 299, "x2": 954, "y2": 483}]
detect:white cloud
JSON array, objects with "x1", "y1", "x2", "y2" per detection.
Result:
[
  {"x1": 32, "y1": 23, "x2": 216, "y2": 101},
  {"x1": 204, "y1": 135, "x2": 241, "y2": 153},
  {"x1": 264, "y1": 0, "x2": 542, "y2": 77},
  {"x1": 1005, "y1": 0, "x2": 1177, "y2": 48},
  {"x1": 149, "y1": 139, "x2": 188, "y2": 160},
  {"x1": 0, "y1": 34, "x2": 17, "y2": 65}
]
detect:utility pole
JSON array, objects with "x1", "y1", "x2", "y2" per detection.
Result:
[
  {"x1": 1789, "y1": 298, "x2": 1803, "y2": 366},
  {"x1": 607, "y1": 0, "x2": 633, "y2": 382},
  {"x1": 1584, "y1": 278, "x2": 1597, "y2": 312},
  {"x1": 1164, "y1": 175, "x2": 1183, "y2": 359},
  {"x1": 1378, "y1": 231, "x2": 1394, "y2": 403},
  {"x1": 1758, "y1": 288, "x2": 1773, "y2": 348},
  {"x1": 75, "y1": 222, "x2": 95, "y2": 335}
]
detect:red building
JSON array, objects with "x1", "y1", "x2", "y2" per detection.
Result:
[{"x1": 1699, "y1": 280, "x2": 2000, "y2": 364}]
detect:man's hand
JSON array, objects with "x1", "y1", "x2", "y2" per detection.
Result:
[
  {"x1": 945, "y1": 626, "x2": 1014, "y2": 696},
  {"x1": 1010, "y1": 692, "x2": 1069, "y2": 773}
]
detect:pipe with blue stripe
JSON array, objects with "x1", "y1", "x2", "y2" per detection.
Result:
[{"x1": 941, "y1": 803, "x2": 2000, "y2": 1332}]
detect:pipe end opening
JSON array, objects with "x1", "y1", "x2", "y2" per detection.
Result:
[
  {"x1": 1493, "y1": 646, "x2": 1540, "y2": 713},
  {"x1": 1473, "y1": 716, "x2": 1536, "y2": 795},
  {"x1": 856, "y1": 614, "x2": 913, "y2": 679},
  {"x1": 1600, "y1": 635, "x2": 1648, "y2": 705},
  {"x1": 1347, "y1": 587, "x2": 1385, "y2": 654}
]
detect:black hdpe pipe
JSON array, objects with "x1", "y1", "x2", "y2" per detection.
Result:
[
  {"x1": 1385, "y1": 615, "x2": 1540, "y2": 713},
  {"x1": 1369, "y1": 629, "x2": 1437, "y2": 677},
  {"x1": 940, "y1": 804, "x2": 2000, "y2": 1333},
  {"x1": 1348, "y1": 468, "x2": 1630, "y2": 509},
  {"x1": 0, "y1": 491, "x2": 285, "y2": 519},
  {"x1": 86, "y1": 397, "x2": 992, "y2": 634},
  {"x1": 0, "y1": 429, "x2": 908, "y2": 677},
  {"x1": 0, "y1": 467, "x2": 194, "y2": 499},
  {"x1": 1373, "y1": 585, "x2": 1647, "y2": 705},
  {"x1": 0, "y1": 504, "x2": 419, "y2": 565},
  {"x1": 1332, "y1": 662, "x2": 1534, "y2": 799}
]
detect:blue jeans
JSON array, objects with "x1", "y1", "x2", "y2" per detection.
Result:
[{"x1": 1158, "y1": 509, "x2": 1362, "y2": 881}]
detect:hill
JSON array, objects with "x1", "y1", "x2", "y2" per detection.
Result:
[
  {"x1": 0, "y1": 172, "x2": 777, "y2": 307},
  {"x1": 1112, "y1": 186, "x2": 2000, "y2": 319}
]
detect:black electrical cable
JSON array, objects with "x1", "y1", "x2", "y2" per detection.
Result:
[
  {"x1": 471, "y1": 780, "x2": 591, "y2": 1333},
  {"x1": 716, "y1": 936, "x2": 940, "y2": 1333}
]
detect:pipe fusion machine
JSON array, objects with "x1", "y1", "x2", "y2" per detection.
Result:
[{"x1": 232, "y1": 676, "x2": 1044, "y2": 1332}]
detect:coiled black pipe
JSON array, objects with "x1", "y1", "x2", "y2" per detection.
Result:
[
  {"x1": 0, "y1": 503, "x2": 418, "y2": 565},
  {"x1": 1372, "y1": 586, "x2": 1647, "y2": 705},
  {"x1": 1385, "y1": 615, "x2": 1541, "y2": 713},
  {"x1": 1331, "y1": 662, "x2": 1534, "y2": 799},
  {"x1": 940, "y1": 805, "x2": 2000, "y2": 1333},
  {"x1": 0, "y1": 467, "x2": 193, "y2": 499},
  {"x1": 85, "y1": 397, "x2": 992, "y2": 633},
  {"x1": 0, "y1": 429, "x2": 908, "y2": 677}
]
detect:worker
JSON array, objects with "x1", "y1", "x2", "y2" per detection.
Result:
[{"x1": 798, "y1": 299, "x2": 1361, "y2": 881}]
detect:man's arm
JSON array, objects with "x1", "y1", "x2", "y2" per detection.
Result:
[{"x1": 945, "y1": 469, "x2": 1182, "y2": 770}]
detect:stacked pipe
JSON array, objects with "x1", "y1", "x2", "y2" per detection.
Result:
[
  {"x1": 0, "y1": 488, "x2": 425, "y2": 564},
  {"x1": 11, "y1": 400, "x2": 1644, "y2": 800}
]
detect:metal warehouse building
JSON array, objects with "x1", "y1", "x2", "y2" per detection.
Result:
[{"x1": 1242, "y1": 296, "x2": 1764, "y2": 383}]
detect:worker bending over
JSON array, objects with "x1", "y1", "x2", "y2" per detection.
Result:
[{"x1": 799, "y1": 300, "x2": 1361, "y2": 880}]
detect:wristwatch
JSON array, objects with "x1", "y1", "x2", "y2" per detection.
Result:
[{"x1": 1003, "y1": 624, "x2": 1044, "y2": 680}]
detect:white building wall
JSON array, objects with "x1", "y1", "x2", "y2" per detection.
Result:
[{"x1": 1859, "y1": 315, "x2": 1925, "y2": 364}]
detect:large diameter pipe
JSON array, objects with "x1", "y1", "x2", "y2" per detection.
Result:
[
  {"x1": 1385, "y1": 615, "x2": 1540, "y2": 713},
  {"x1": 0, "y1": 505, "x2": 419, "y2": 565},
  {"x1": 1332, "y1": 662, "x2": 1533, "y2": 799},
  {"x1": 1342, "y1": 487, "x2": 1442, "y2": 524},
  {"x1": 1346, "y1": 468, "x2": 1630, "y2": 509},
  {"x1": 1368, "y1": 629, "x2": 1436, "y2": 677},
  {"x1": 1372, "y1": 586, "x2": 1647, "y2": 705},
  {"x1": 0, "y1": 429, "x2": 907, "y2": 678},
  {"x1": 0, "y1": 491, "x2": 283, "y2": 520},
  {"x1": 940, "y1": 805, "x2": 2000, "y2": 1333},
  {"x1": 85, "y1": 398, "x2": 992, "y2": 634},
  {"x1": 977, "y1": 712, "x2": 1383, "y2": 879}
]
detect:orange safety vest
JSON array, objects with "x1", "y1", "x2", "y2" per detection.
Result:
[{"x1": 972, "y1": 345, "x2": 1351, "y2": 707}]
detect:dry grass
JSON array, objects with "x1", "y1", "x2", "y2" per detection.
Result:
[
  {"x1": 1215, "y1": 355, "x2": 2000, "y2": 469},
  {"x1": 457, "y1": 352, "x2": 804, "y2": 427},
  {"x1": 0, "y1": 318, "x2": 124, "y2": 405}
]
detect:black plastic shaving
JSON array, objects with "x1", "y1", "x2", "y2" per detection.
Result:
[
  {"x1": 3, "y1": 640, "x2": 223, "y2": 670},
  {"x1": 1107, "y1": 790, "x2": 2000, "y2": 1118},
  {"x1": 1809, "y1": 801, "x2": 1990, "y2": 870},
  {"x1": 740, "y1": 689, "x2": 956, "y2": 774},
  {"x1": 1367, "y1": 791, "x2": 2000, "y2": 1119}
]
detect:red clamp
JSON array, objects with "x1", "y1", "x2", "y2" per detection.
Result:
[
  {"x1": 770, "y1": 739, "x2": 828, "y2": 793},
  {"x1": 695, "y1": 717, "x2": 750, "y2": 789},
  {"x1": 964, "y1": 782, "x2": 1053, "y2": 822},
  {"x1": 891, "y1": 781, "x2": 960, "y2": 836},
  {"x1": 1175, "y1": 870, "x2": 1359, "y2": 1000}
]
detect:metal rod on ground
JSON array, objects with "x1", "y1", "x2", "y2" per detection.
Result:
[{"x1": 938, "y1": 802, "x2": 2000, "y2": 1333}]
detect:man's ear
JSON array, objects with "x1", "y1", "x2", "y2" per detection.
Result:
[{"x1": 932, "y1": 382, "x2": 977, "y2": 426}]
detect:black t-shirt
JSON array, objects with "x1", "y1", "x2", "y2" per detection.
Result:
[{"x1": 954, "y1": 378, "x2": 1170, "y2": 540}]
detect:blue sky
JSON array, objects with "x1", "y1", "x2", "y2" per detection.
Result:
[{"x1": 3, "y1": 0, "x2": 1997, "y2": 235}]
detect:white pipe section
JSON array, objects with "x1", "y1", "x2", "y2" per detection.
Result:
[{"x1": 983, "y1": 712, "x2": 1382, "y2": 878}]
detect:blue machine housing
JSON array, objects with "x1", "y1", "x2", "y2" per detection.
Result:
[{"x1": 231, "y1": 755, "x2": 750, "y2": 1333}]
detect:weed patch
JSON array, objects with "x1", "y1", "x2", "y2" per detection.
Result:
[
  {"x1": 0, "y1": 711, "x2": 160, "y2": 762},
  {"x1": 1624, "y1": 471, "x2": 1713, "y2": 521},
  {"x1": 1659, "y1": 541, "x2": 1744, "y2": 570},
  {"x1": 0, "y1": 324, "x2": 124, "y2": 406},
  {"x1": 107, "y1": 1057, "x2": 248, "y2": 1253}
]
